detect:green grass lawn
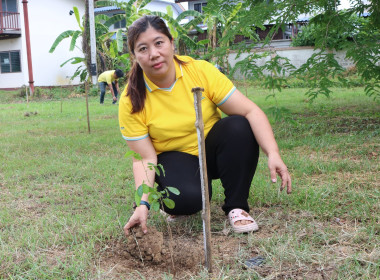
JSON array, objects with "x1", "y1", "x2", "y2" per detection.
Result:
[{"x1": 0, "y1": 88, "x2": 379, "y2": 279}]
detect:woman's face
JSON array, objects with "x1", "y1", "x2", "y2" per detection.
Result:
[{"x1": 133, "y1": 26, "x2": 175, "y2": 86}]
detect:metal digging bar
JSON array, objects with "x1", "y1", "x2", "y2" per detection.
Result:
[{"x1": 192, "y1": 87, "x2": 212, "y2": 273}]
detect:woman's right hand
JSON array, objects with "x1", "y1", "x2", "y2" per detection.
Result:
[{"x1": 123, "y1": 205, "x2": 149, "y2": 236}]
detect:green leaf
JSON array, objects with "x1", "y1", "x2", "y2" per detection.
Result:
[
  {"x1": 197, "y1": 39, "x2": 210, "y2": 46},
  {"x1": 176, "y1": 10, "x2": 202, "y2": 22},
  {"x1": 142, "y1": 184, "x2": 150, "y2": 194},
  {"x1": 116, "y1": 29, "x2": 124, "y2": 52},
  {"x1": 124, "y1": 151, "x2": 135, "y2": 158},
  {"x1": 133, "y1": 153, "x2": 142, "y2": 160},
  {"x1": 124, "y1": 151, "x2": 142, "y2": 160},
  {"x1": 163, "y1": 198, "x2": 175, "y2": 209},
  {"x1": 153, "y1": 165, "x2": 161, "y2": 176},
  {"x1": 156, "y1": 164, "x2": 165, "y2": 177},
  {"x1": 79, "y1": 69, "x2": 87, "y2": 82},
  {"x1": 134, "y1": 191, "x2": 141, "y2": 206},
  {"x1": 109, "y1": 40, "x2": 118, "y2": 58},
  {"x1": 152, "y1": 201, "x2": 160, "y2": 211},
  {"x1": 136, "y1": 185, "x2": 143, "y2": 197},
  {"x1": 104, "y1": 14, "x2": 125, "y2": 28},
  {"x1": 49, "y1": 30, "x2": 75, "y2": 53},
  {"x1": 167, "y1": 187, "x2": 180, "y2": 195},
  {"x1": 73, "y1": 7, "x2": 83, "y2": 31},
  {"x1": 147, "y1": 193, "x2": 154, "y2": 203},
  {"x1": 59, "y1": 57, "x2": 82, "y2": 68},
  {"x1": 69, "y1": 31, "x2": 81, "y2": 51}
]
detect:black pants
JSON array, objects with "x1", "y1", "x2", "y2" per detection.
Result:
[{"x1": 156, "y1": 115, "x2": 259, "y2": 216}]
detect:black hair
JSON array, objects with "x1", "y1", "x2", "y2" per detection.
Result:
[
  {"x1": 115, "y1": 69, "x2": 124, "y2": 78},
  {"x1": 126, "y1": 15, "x2": 185, "y2": 113}
]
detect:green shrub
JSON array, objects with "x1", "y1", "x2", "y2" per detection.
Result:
[
  {"x1": 34, "y1": 87, "x2": 42, "y2": 98},
  {"x1": 89, "y1": 86, "x2": 99, "y2": 97},
  {"x1": 74, "y1": 84, "x2": 85, "y2": 94},
  {"x1": 18, "y1": 85, "x2": 28, "y2": 98},
  {"x1": 291, "y1": 14, "x2": 368, "y2": 50}
]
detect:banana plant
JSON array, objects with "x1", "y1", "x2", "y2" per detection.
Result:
[
  {"x1": 49, "y1": 7, "x2": 84, "y2": 54},
  {"x1": 151, "y1": 7, "x2": 207, "y2": 56},
  {"x1": 95, "y1": 0, "x2": 152, "y2": 67},
  {"x1": 49, "y1": 6, "x2": 111, "y2": 81},
  {"x1": 95, "y1": 0, "x2": 152, "y2": 36}
]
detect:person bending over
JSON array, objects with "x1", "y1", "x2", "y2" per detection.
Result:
[
  {"x1": 98, "y1": 69, "x2": 124, "y2": 104},
  {"x1": 119, "y1": 15, "x2": 292, "y2": 235}
]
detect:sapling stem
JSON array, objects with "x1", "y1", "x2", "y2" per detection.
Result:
[{"x1": 192, "y1": 87, "x2": 212, "y2": 273}]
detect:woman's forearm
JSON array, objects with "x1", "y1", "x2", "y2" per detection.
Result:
[
  {"x1": 245, "y1": 107, "x2": 280, "y2": 157},
  {"x1": 132, "y1": 156, "x2": 157, "y2": 201},
  {"x1": 127, "y1": 137, "x2": 158, "y2": 202}
]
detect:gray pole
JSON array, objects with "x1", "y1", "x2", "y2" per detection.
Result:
[
  {"x1": 192, "y1": 87, "x2": 213, "y2": 273},
  {"x1": 88, "y1": 0, "x2": 97, "y2": 85}
]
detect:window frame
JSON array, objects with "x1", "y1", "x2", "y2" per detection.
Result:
[
  {"x1": 0, "y1": 50, "x2": 22, "y2": 74},
  {"x1": 113, "y1": 16, "x2": 126, "y2": 30},
  {"x1": 194, "y1": 2, "x2": 207, "y2": 14},
  {"x1": 1, "y1": 0, "x2": 18, "y2": 13}
]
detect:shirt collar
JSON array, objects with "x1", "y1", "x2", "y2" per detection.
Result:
[{"x1": 143, "y1": 58, "x2": 183, "y2": 93}]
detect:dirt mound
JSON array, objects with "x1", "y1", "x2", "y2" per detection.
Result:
[
  {"x1": 126, "y1": 226, "x2": 164, "y2": 263},
  {"x1": 126, "y1": 226, "x2": 203, "y2": 270}
]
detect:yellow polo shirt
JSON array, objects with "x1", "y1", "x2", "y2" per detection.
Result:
[
  {"x1": 118, "y1": 55, "x2": 236, "y2": 156},
  {"x1": 98, "y1": 70, "x2": 117, "y2": 84}
]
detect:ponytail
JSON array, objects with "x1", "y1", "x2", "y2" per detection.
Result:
[{"x1": 126, "y1": 62, "x2": 146, "y2": 113}]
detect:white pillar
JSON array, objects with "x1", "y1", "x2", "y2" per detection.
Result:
[{"x1": 88, "y1": 0, "x2": 97, "y2": 85}]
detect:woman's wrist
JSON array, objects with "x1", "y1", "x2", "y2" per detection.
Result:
[
  {"x1": 139, "y1": 200, "x2": 150, "y2": 210},
  {"x1": 133, "y1": 200, "x2": 150, "y2": 210},
  {"x1": 267, "y1": 150, "x2": 281, "y2": 158}
]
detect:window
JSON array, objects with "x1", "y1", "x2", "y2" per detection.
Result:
[
  {"x1": 114, "y1": 17, "x2": 126, "y2": 29},
  {"x1": 194, "y1": 2, "x2": 207, "y2": 14},
  {"x1": 0, "y1": 51, "x2": 21, "y2": 73},
  {"x1": 1, "y1": 0, "x2": 18, "y2": 12}
]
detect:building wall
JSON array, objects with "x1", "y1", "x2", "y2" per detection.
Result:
[
  {"x1": 228, "y1": 47, "x2": 355, "y2": 79},
  {"x1": 28, "y1": 0, "x2": 85, "y2": 87},
  {"x1": 0, "y1": 37, "x2": 25, "y2": 88},
  {"x1": 0, "y1": 0, "x2": 85, "y2": 89}
]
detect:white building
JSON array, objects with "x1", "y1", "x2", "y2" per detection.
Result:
[
  {"x1": 0, "y1": 0, "x2": 186, "y2": 91},
  {"x1": 0, "y1": 0, "x2": 86, "y2": 91}
]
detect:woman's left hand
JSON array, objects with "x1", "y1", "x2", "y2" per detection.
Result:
[{"x1": 268, "y1": 153, "x2": 292, "y2": 194}]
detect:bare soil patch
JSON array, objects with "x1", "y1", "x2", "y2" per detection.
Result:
[
  {"x1": 95, "y1": 224, "x2": 253, "y2": 279},
  {"x1": 93, "y1": 207, "x2": 379, "y2": 279}
]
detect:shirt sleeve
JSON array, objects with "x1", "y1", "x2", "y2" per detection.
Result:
[
  {"x1": 196, "y1": 60, "x2": 236, "y2": 106},
  {"x1": 118, "y1": 88, "x2": 149, "y2": 141}
]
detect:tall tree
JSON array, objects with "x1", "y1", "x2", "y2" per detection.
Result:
[
  {"x1": 230, "y1": 0, "x2": 380, "y2": 99},
  {"x1": 201, "y1": 0, "x2": 258, "y2": 73}
]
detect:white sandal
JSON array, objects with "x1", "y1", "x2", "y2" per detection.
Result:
[{"x1": 228, "y1": 209, "x2": 259, "y2": 233}]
